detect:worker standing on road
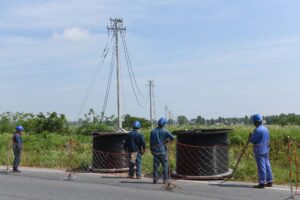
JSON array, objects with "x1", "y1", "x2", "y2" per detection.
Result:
[
  {"x1": 124, "y1": 121, "x2": 146, "y2": 179},
  {"x1": 12, "y1": 125, "x2": 24, "y2": 173},
  {"x1": 150, "y1": 117, "x2": 175, "y2": 184},
  {"x1": 249, "y1": 114, "x2": 273, "y2": 188}
]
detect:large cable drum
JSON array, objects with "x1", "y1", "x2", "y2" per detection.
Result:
[
  {"x1": 92, "y1": 132, "x2": 128, "y2": 172},
  {"x1": 174, "y1": 129, "x2": 232, "y2": 180}
]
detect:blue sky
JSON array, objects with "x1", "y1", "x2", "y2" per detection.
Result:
[{"x1": 1, "y1": 0, "x2": 300, "y2": 121}]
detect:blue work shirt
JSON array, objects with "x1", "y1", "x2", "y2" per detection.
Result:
[
  {"x1": 150, "y1": 127, "x2": 175, "y2": 154},
  {"x1": 250, "y1": 124, "x2": 270, "y2": 155},
  {"x1": 12, "y1": 133, "x2": 23, "y2": 148},
  {"x1": 124, "y1": 129, "x2": 146, "y2": 153}
]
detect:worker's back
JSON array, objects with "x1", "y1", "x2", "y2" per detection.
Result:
[{"x1": 150, "y1": 127, "x2": 174, "y2": 154}]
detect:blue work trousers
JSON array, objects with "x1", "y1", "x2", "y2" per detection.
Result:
[
  {"x1": 255, "y1": 154, "x2": 273, "y2": 184},
  {"x1": 128, "y1": 152, "x2": 142, "y2": 177},
  {"x1": 13, "y1": 145, "x2": 22, "y2": 170},
  {"x1": 153, "y1": 153, "x2": 168, "y2": 181}
]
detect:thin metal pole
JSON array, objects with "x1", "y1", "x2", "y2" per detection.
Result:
[
  {"x1": 149, "y1": 80, "x2": 153, "y2": 129},
  {"x1": 6, "y1": 139, "x2": 10, "y2": 174},
  {"x1": 165, "y1": 106, "x2": 168, "y2": 120}
]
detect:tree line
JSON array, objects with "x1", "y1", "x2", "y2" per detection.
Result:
[
  {"x1": 177, "y1": 113, "x2": 300, "y2": 126},
  {"x1": 1, "y1": 111, "x2": 300, "y2": 135}
]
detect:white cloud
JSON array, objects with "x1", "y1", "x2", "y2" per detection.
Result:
[{"x1": 52, "y1": 27, "x2": 90, "y2": 40}]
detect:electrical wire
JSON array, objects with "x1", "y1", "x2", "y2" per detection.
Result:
[
  {"x1": 76, "y1": 35, "x2": 114, "y2": 119},
  {"x1": 120, "y1": 32, "x2": 148, "y2": 108},
  {"x1": 101, "y1": 46, "x2": 115, "y2": 119},
  {"x1": 120, "y1": 32, "x2": 145, "y2": 99}
]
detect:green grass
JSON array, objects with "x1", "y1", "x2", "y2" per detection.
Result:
[{"x1": 0, "y1": 125, "x2": 299, "y2": 185}]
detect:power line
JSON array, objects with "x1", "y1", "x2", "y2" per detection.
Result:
[
  {"x1": 101, "y1": 46, "x2": 115, "y2": 120},
  {"x1": 121, "y1": 33, "x2": 145, "y2": 108},
  {"x1": 120, "y1": 32, "x2": 144, "y2": 98},
  {"x1": 76, "y1": 35, "x2": 114, "y2": 119}
]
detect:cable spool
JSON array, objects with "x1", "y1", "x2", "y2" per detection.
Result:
[
  {"x1": 91, "y1": 132, "x2": 129, "y2": 173},
  {"x1": 173, "y1": 129, "x2": 233, "y2": 180}
]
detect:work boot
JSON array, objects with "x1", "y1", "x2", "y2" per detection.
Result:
[
  {"x1": 127, "y1": 175, "x2": 134, "y2": 178},
  {"x1": 153, "y1": 179, "x2": 157, "y2": 184},
  {"x1": 13, "y1": 169, "x2": 21, "y2": 173},
  {"x1": 136, "y1": 176, "x2": 141, "y2": 179},
  {"x1": 253, "y1": 184, "x2": 265, "y2": 189},
  {"x1": 265, "y1": 182, "x2": 273, "y2": 187}
]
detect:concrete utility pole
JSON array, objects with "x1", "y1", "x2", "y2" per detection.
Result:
[
  {"x1": 168, "y1": 110, "x2": 172, "y2": 126},
  {"x1": 107, "y1": 18, "x2": 126, "y2": 131},
  {"x1": 148, "y1": 80, "x2": 154, "y2": 129},
  {"x1": 165, "y1": 105, "x2": 168, "y2": 120}
]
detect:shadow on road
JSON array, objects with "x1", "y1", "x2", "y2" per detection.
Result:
[
  {"x1": 210, "y1": 183, "x2": 253, "y2": 188},
  {"x1": 119, "y1": 180, "x2": 153, "y2": 184},
  {"x1": 100, "y1": 176, "x2": 128, "y2": 179}
]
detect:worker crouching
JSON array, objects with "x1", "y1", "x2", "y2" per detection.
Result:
[{"x1": 124, "y1": 121, "x2": 146, "y2": 179}]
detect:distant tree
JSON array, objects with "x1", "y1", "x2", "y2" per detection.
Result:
[
  {"x1": 243, "y1": 115, "x2": 250, "y2": 124},
  {"x1": 196, "y1": 115, "x2": 206, "y2": 125},
  {"x1": 0, "y1": 111, "x2": 69, "y2": 134},
  {"x1": 167, "y1": 118, "x2": 176, "y2": 126},
  {"x1": 0, "y1": 112, "x2": 13, "y2": 134},
  {"x1": 177, "y1": 115, "x2": 189, "y2": 126},
  {"x1": 123, "y1": 114, "x2": 151, "y2": 130},
  {"x1": 77, "y1": 109, "x2": 113, "y2": 135}
]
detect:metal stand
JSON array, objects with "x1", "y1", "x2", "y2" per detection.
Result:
[
  {"x1": 286, "y1": 137, "x2": 298, "y2": 200},
  {"x1": 64, "y1": 137, "x2": 78, "y2": 181},
  {"x1": 285, "y1": 195, "x2": 298, "y2": 200},
  {"x1": 162, "y1": 142, "x2": 181, "y2": 191},
  {"x1": 64, "y1": 172, "x2": 78, "y2": 181}
]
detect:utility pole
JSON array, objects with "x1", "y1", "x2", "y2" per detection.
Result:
[
  {"x1": 168, "y1": 110, "x2": 172, "y2": 126},
  {"x1": 148, "y1": 80, "x2": 154, "y2": 129},
  {"x1": 165, "y1": 105, "x2": 168, "y2": 120},
  {"x1": 107, "y1": 18, "x2": 126, "y2": 131}
]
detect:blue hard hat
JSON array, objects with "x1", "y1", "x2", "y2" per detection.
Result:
[
  {"x1": 158, "y1": 118, "x2": 167, "y2": 126},
  {"x1": 251, "y1": 114, "x2": 263, "y2": 122},
  {"x1": 16, "y1": 125, "x2": 24, "y2": 132},
  {"x1": 132, "y1": 121, "x2": 141, "y2": 129}
]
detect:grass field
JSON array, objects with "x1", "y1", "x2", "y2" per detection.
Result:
[{"x1": 0, "y1": 125, "x2": 299, "y2": 184}]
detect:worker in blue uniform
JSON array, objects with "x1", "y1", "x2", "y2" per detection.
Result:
[
  {"x1": 12, "y1": 125, "x2": 24, "y2": 173},
  {"x1": 124, "y1": 121, "x2": 146, "y2": 179},
  {"x1": 249, "y1": 114, "x2": 273, "y2": 188},
  {"x1": 150, "y1": 118, "x2": 175, "y2": 184}
]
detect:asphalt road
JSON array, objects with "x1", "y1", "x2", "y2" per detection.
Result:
[{"x1": 0, "y1": 168, "x2": 293, "y2": 200}]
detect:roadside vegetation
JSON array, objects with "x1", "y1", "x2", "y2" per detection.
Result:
[{"x1": 0, "y1": 111, "x2": 299, "y2": 184}]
